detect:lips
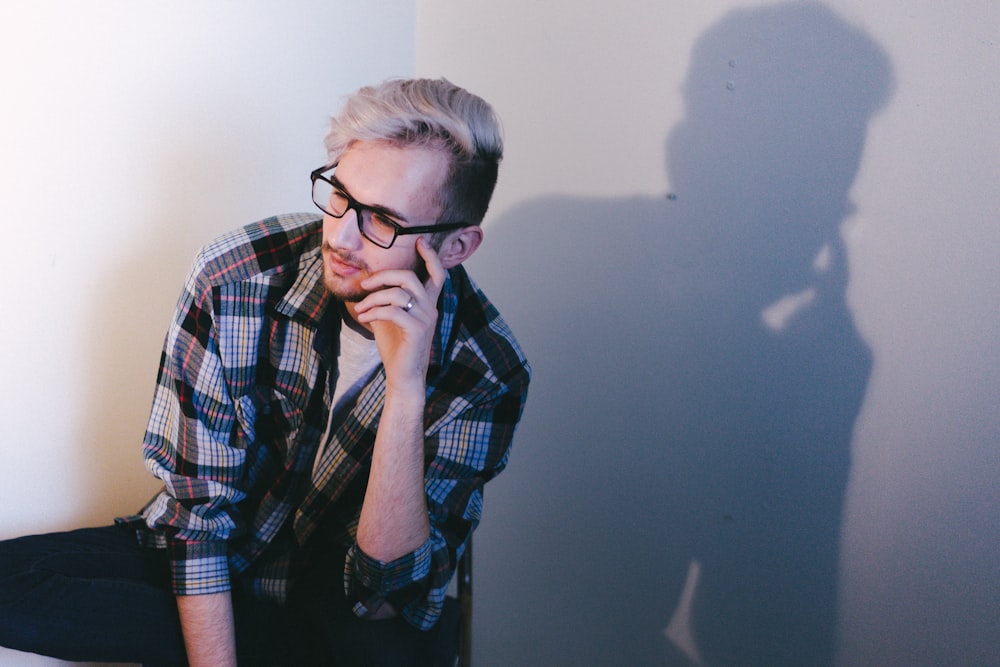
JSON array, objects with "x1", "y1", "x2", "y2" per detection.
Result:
[{"x1": 324, "y1": 246, "x2": 365, "y2": 277}]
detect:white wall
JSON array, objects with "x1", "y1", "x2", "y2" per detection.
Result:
[
  {"x1": 831, "y1": 3, "x2": 999, "y2": 665},
  {"x1": 418, "y1": 1, "x2": 999, "y2": 666},
  {"x1": 3, "y1": 2, "x2": 997, "y2": 666},
  {"x1": 0, "y1": 2, "x2": 414, "y2": 664}
]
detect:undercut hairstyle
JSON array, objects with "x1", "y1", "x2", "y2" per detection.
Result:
[{"x1": 324, "y1": 78, "x2": 504, "y2": 227}]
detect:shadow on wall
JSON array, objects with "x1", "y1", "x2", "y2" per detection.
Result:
[{"x1": 468, "y1": 3, "x2": 894, "y2": 666}]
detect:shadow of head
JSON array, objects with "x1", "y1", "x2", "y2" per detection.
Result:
[{"x1": 666, "y1": 2, "x2": 895, "y2": 263}]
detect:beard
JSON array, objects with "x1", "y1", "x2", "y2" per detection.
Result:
[
  {"x1": 321, "y1": 244, "x2": 370, "y2": 302},
  {"x1": 321, "y1": 242, "x2": 428, "y2": 302}
]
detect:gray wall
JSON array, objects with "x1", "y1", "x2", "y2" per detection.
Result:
[{"x1": 419, "y1": 1, "x2": 999, "y2": 665}]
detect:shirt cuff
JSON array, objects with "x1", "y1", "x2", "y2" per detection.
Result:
[
  {"x1": 351, "y1": 539, "x2": 433, "y2": 595},
  {"x1": 167, "y1": 538, "x2": 232, "y2": 596}
]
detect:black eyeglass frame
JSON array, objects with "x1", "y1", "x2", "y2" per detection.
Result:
[{"x1": 310, "y1": 164, "x2": 470, "y2": 249}]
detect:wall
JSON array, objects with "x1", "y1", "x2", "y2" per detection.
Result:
[
  {"x1": 2, "y1": 2, "x2": 997, "y2": 666},
  {"x1": 0, "y1": 2, "x2": 414, "y2": 665},
  {"x1": 417, "y1": 1, "x2": 999, "y2": 666}
]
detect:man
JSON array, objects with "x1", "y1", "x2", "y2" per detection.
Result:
[{"x1": 0, "y1": 78, "x2": 530, "y2": 666}]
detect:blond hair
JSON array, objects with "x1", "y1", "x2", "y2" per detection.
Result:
[{"x1": 325, "y1": 78, "x2": 503, "y2": 225}]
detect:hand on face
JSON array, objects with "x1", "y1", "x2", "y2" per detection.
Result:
[{"x1": 352, "y1": 237, "x2": 447, "y2": 394}]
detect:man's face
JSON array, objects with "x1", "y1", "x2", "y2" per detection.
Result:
[{"x1": 320, "y1": 140, "x2": 448, "y2": 302}]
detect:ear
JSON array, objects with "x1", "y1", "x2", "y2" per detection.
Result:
[{"x1": 438, "y1": 226, "x2": 484, "y2": 269}]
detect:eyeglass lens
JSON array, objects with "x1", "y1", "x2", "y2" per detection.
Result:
[{"x1": 312, "y1": 176, "x2": 398, "y2": 248}]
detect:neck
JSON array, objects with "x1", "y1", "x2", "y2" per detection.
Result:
[{"x1": 341, "y1": 301, "x2": 373, "y2": 335}]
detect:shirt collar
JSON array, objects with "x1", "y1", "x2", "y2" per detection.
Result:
[
  {"x1": 274, "y1": 245, "x2": 329, "y2": 329},
  {"x1": 431, "y1": 266, "x2": 460, "y2": 371}
]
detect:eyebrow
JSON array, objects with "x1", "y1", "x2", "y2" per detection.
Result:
[{"x1": 328, "y1": 174, "x2": 411, "y2": 224}]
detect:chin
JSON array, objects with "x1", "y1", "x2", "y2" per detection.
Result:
[{"x1": 322, "y1": 272, "x2": 367, "y2": 303}]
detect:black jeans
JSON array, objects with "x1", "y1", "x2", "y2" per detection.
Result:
[{"x1": 0, "y1": 525, "x2": 457, "y2": 666}]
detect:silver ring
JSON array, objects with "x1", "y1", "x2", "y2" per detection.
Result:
[{"x1": 403, "y1": 296, "x2": 415, "y2": 312}]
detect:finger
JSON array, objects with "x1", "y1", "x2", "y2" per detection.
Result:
[
  {"x1": 417, "y1": 237, "x2": 447, "y2": 298},
  {"x1": 360, "y1": 268, "x2": 426, "y2": 299},
  {"x1": 353, "y1": 285, "x2": 415, "y2": 315},
  {"x1": 355, "y1": 300, "x2": 432, "y2": 328}
]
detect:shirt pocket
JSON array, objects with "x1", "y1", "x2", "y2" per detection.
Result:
[{"x1": 235, "y1": 388, "x2": 304, "y2": 460}]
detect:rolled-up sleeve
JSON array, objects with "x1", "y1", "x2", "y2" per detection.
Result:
[
  {"x1": 345, "y1": 335, "x2": 531, "y2": 630},
  {"x1": 140, "y1": 252, "x2": 249, "y2": 596}
]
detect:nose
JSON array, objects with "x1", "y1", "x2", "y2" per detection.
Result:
[{"x1": 324, "y1": 207, "x2": 363, "y2": 250}]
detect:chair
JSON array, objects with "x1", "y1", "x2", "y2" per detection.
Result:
[
  {"x1": 433, "y1": 537, "x2": 474, "y2": 666},
  {"x1": 456, "y1": 537, "x2": 473, "y2": 666}
]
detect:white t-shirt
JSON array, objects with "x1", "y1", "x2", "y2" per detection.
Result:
[{"x1": 312, "y1": 314, "x2": 381, "y2": 476}]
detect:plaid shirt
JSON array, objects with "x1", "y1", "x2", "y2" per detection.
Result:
[{"x1": 119, "y1": 213, "x2": 530, "y2": 629}]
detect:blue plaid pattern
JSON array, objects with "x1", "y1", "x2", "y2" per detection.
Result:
[{"x1": 119, "y1": 213, "x2": 530, "y2": 630}]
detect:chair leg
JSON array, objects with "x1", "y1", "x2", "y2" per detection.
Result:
[{"x1": 457, "y1": 537, "x2": 473, "y2": 666}]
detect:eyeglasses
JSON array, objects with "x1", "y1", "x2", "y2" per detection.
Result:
[{"x1": 310, "y1": 164, "x2": 469, "y2": 249}]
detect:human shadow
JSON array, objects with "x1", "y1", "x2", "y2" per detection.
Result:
[{"x1": 468, "y1": 3, "x2": 894, "y2": 665}]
